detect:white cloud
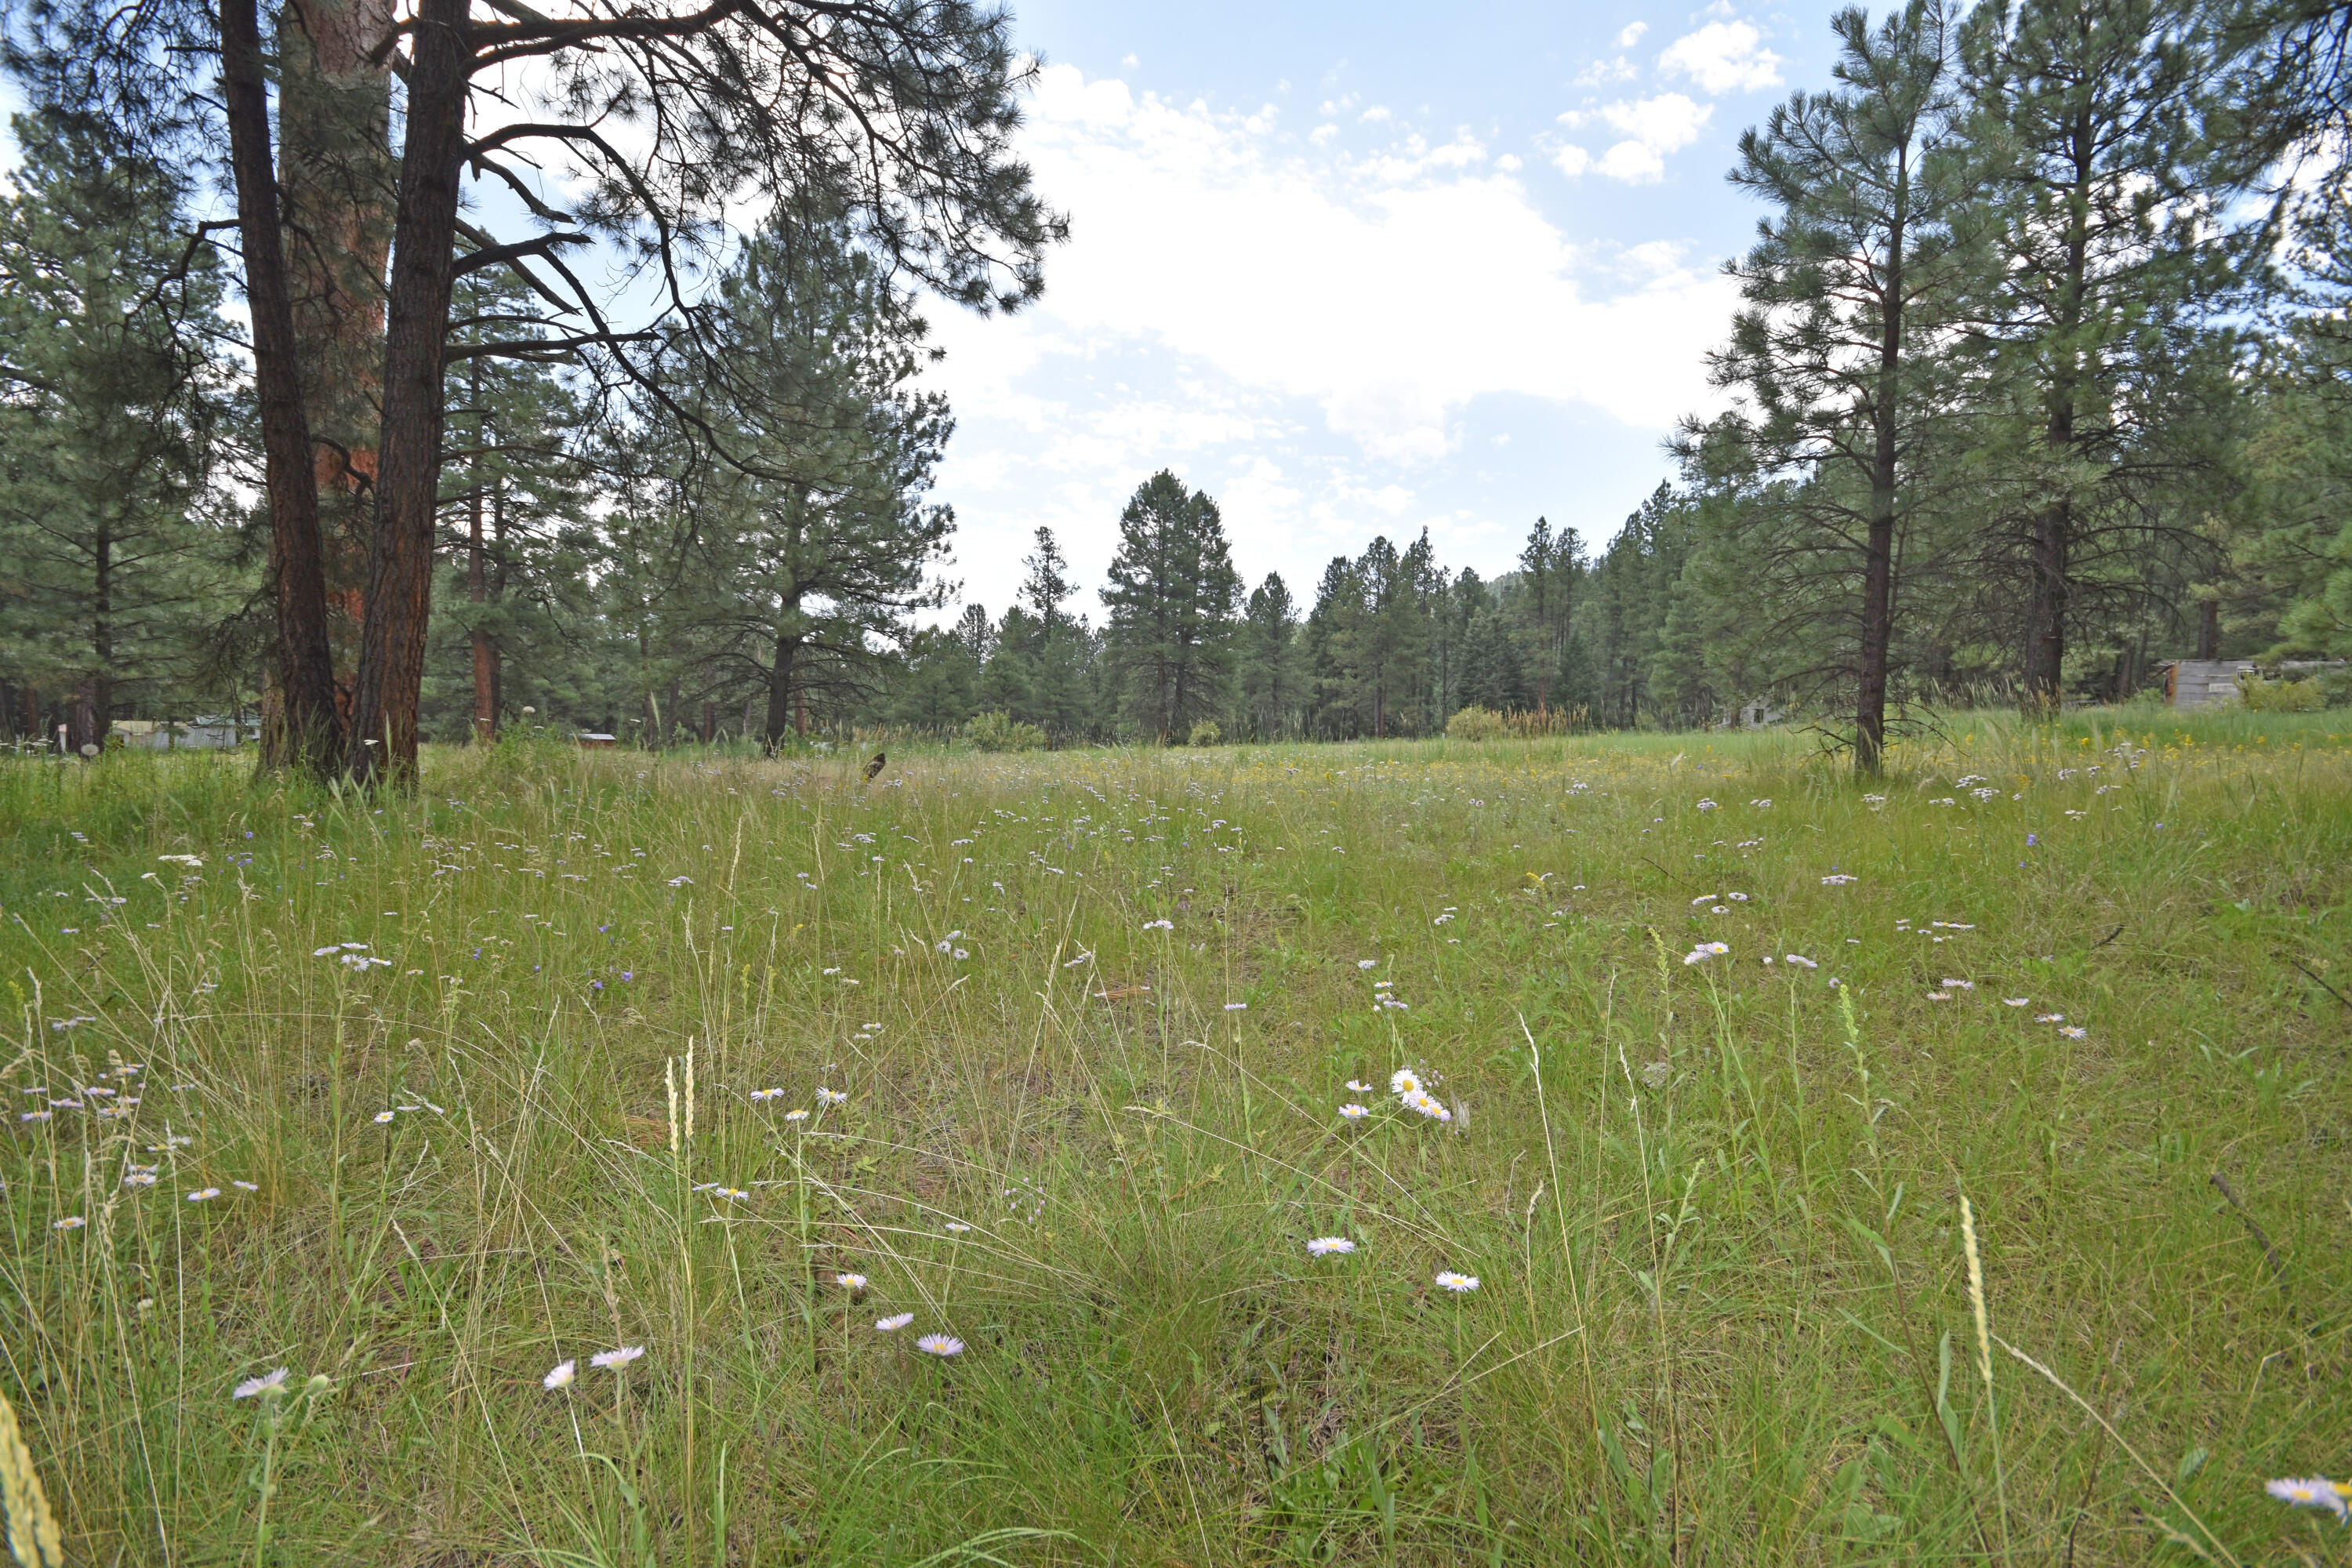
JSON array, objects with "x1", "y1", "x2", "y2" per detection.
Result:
[
  {"x1": 1555, "y1": 93, "x2": 1711, "y2": 183},
  {"x1": 922, "y1": 65, "x2": 1733, "y2": 609},
  {"x1": 1657, "y1": 20, "x2": 1784, "y2": 95},
  {"x1": 1309, "y1": 123, "x2": 1338, "y2": 147},
  {"x1": 1359, "y1": 104, "x2": 1392, "y2": 123},
  {"x1": 1615, "y1": 20, "x2": 1649, "y2": 47},
  {"x1": 1494, "y1": 152, "x2": 1523, "y2": 172},
  {"x1": 1575, "y1": 55, "x2": 1641, "y2": 87},
  {"x1": 1595, "y1": 141, "x2": 1665, "y2": 182},
  {"x1": 1592, "y1": 93, "x2": 1711, "y2": 149}
]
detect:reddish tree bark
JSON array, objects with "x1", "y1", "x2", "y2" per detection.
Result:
[
  {"x1": 281, "y1": 0, "x2": 396, "y2": 695},
  {"x1": 348, "y1": 0, "x2": 468, "y2": 782},
  {"x1": 220, "y1": 0, "x2": 343, "y2": 774}
]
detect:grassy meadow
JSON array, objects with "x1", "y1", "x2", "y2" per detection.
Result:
[{"x1": 2, "y1": 712, "x2": 2349, "y2": 1565}]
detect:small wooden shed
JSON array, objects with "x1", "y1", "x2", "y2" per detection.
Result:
[{"x1": 2162, "y1": 660, "x2": 2256, "y2": 710}]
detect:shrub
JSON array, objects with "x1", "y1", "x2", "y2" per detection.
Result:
[
  {"x1": 1186, "y1": 719, "x2": 1221, "y2": 748},
  {"x1": 2237, "y1": 674, "x2": 2326, "y2": 712},
  {"x1": 964, "y1": 710, "x2": 1046, "y2": 751},
  {"x1": 1446, "y1": 705, "x2": 1504, "y2": 741}
]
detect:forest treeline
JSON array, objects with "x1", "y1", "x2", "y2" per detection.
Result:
[{"x1": 2, "y1": 0, "x2": 2350, "y2": 769}]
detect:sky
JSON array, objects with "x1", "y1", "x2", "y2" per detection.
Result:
[{"x1": 920, "y1": 0, "x2": 1847, "y2": 626}]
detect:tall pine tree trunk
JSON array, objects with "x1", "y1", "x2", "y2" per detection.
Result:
[
  {"x1": 466, "y1": 358, "x2": 495, "y2": 742},
  {"x1": 280, "y1": 0, "x2": 394, "y2": 700},
  {"x1": 220, "y1": 0, "x2": 343, "y2": 776},
  {"x1": 1857, "y1": 183, "x2": 1907, "y2": 777},
  {"x1": 2023, "y1": 496, "x2": 2071, "y2": 709},
  {"x1": 89, "y1": 520, "x2": 115, "y2": 750},
  {"x1": 2024, "y1": 132, "x2": 2092, "y2": 718},
  {"x1": 350, "y1": 0, "x2": 468, "y2": 784},
  {"x1": 764, "y1": 637, "x2": 800, "y2": 751}
]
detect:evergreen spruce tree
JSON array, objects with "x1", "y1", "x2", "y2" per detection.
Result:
[
  {"x1": 1514, "y1": 517, "x2": 1584, "y2": 714},
  {"x1": 1017, "y1": 527, "x2": 1091, "y2": 742},
  {"x1": 1236, "y1": 572, "x2": 1301, "y2": 738},
  {"x1": 1301, "y1": 556, "x2": 1359, "y2": 738},
  {"x1": 1457, "y1": 605, "x2": 1530, "y2": 713},
  {"x1": 0, "y1": 110, "x2": 237, "y2": 749}
]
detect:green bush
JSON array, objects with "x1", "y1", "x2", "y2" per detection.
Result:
[
  {"x1": 1186, "y1": 719, "x2": 1221, "y2": 748},
  {"x1": 1446, "y1": 704, "x2": 1504, "y2": 741},
  {"x1": 2237, "y1": 674, "x2": 2327, "y2": 712},
  {"x1": 964, "y1": 710, "x2": 1047, "y2": 751}
]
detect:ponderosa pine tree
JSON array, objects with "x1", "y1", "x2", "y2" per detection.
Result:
[
  {"x1": 677, "y1": 210, "x2": 956, "y2": 750},
  {"x1": 1696, "y1": 0, "x2": 1976, "y2": 772},
  {"x1": 1102, "y1": 471, "x2": 1240, "y2": 744},
  {"x1": 1961, "y1": 0, "x2": 2256, "y2": 710},
  {"x1": 422, "y1": 274, "x2": 593, "y2": 741}
]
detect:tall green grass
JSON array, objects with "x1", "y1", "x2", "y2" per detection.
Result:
[{"x1": 2, "y1": 713, "x2": 2347, "y2": 1563}]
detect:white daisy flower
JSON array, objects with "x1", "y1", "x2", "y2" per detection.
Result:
[
  {"x1": 373, "y1": 1109, "x2": 396, "y2": 1124},
  {"x1": 1357, "y1": 960, "x2": 1377, "y2": 970},
  {"x1": 1338, "y1": 1103, "x2": 1370, "y2": 1121},
  {"x1": 1388, "y1": 1068, "x2": 1421, "y2": 1096},
  {"x1": 1434, "y1": 1271, "x2": 1481, "y2": 1294},
  {"x1": 543, "y1": 1359, "x2": 577, "y2": 1389},
  {"x1": 52, "y1": 1215, "x2": 85, "y2": 1230},
  {"x1": 233, "y1": 1368, "x2": 289, "y2": 1399},
  {"x1": 1346, "y1": 1080, "x2": 1374, "y2": 1094},
  {"x1": 1784, "y1": 954, "x2": 1817, "y2": 968},
  {"x1": 944, "y1": 1221, "x2": 972, "y2": 1232},
  {"x1": 916, "y1": 1333, "x2": 964, "y2": 1357},
  {"x1": 817, "y1": 1087, "x2": 848, "y2": 1105},
  {"x1": 875, "y1": 1313, "x2": 914, "y2": 1332},
  {"x1": 2059, "y1": 1025, "x2": 2086, "y2": 1040},
  {"x1": 2266, "y1": 1477, "x2": 2349, "y2": 1519},
  {"x1": 187, "y1": 1188, "x2": 220, "y2": 1202},
  {"x1": 836, "y1": 1273, "x2": 869, "y2": 1292},
  {"x1": 1306, "y1": 1236, "x2": 1356, "y2": 1257},
  {"x1": 2003, "y1": 997, "x2": 2031, "y2": 1007},
  {"x1": 784, "y1": 1109, "x2": 810, "y2": 1123},
  {"x1": 590, "y1": 1345, "x2": 645, "y2": 1369}
]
